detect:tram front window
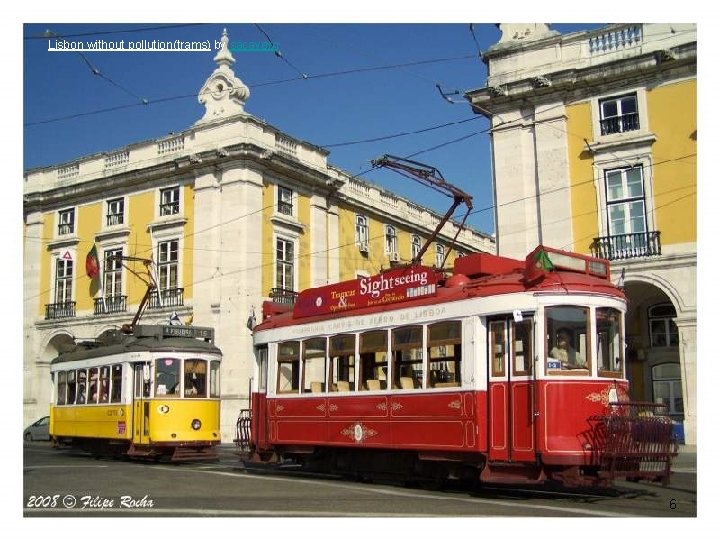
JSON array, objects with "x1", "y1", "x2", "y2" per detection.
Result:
[
  {"x1": 546, "y1": 306, "x2": 589, "y2": 373},
  {"x1": 184, "y1": 359, "x2": 207, "y2": 398},
  {"x1": 596, "y1": 307, "x2": 623, "y2": 377},
  {"x1": 156, "y1": 358, "x2": 180, "y2": 396}
]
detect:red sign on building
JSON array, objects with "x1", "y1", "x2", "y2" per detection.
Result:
[{"x1": 293, "y1": 266, "x2": 438, "y2": 318}]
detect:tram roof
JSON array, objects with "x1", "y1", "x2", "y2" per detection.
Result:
[
  {"x1": 51, "y1": 325, "x2": 222, "y2": 365},
  {"x1": 255, "y1": 246, "x2": 623, "y2": 332}
]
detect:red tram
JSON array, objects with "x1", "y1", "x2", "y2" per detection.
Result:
[{"x1": 239, "y1": 246, "x2": 676, "y2": 487}]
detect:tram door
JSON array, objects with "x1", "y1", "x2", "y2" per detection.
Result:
[
  {"x1": 487, "y1": 316, "x2": 536, "y2": 462},
  {"x1": 132, "y1": 362, "x2": 152, "y2": 445}
]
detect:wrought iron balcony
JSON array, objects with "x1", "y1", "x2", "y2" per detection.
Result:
[
  {"x1": 270, "y1": 287, "x2": 298, "y2": 305},
  {"x1": 45, "y1": 301, "x2": 76, "y2": 320},
  {"x1": 148, "y1": 288, "x2": 184, "y2": 309},
  {"x1": 600, "y1": 113, "x2": 640, "y2": 136},
  {"x1": 592, "y1": 231, "x2": 661, "y2": 261},
  {"x1": 94, "y1": 295, "x2": 127, "y2": 315}
]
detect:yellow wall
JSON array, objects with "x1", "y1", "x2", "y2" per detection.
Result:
[
  {"x1": 566, "y1": 79, "x2": 697, "y2": 254},
  {"x1": 566, "y1": 101, "x2": 598, "y2": 255},
  {"x1": 261, "y1": 183, "x2": 274, "y2": 296},
  {"x1": 37, "y1": 184, "x2": 197, "y2": 317},
  {"x1": 646, "y1": 79, "x2": 697, "y2": 245}
]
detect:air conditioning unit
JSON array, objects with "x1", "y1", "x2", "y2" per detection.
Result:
[
  {"x1": 389, "y1": 252, "x2": 400, "y2": 263},
  {"x1": 358, "y1": 242, "x2": 369, "y2": 253}
]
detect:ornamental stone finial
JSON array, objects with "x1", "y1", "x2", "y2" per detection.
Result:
[{"x1": 196, "y1": 28, "x2": 250, "y2": 124}]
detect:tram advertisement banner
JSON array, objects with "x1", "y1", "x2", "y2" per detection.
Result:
[{"x1": 293, "y1": 266, "x2": 438, "y2": 318}]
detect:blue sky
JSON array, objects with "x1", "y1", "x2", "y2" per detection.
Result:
[{"x1": 23, "y1": 21, "x2": 605, "y2": 235}]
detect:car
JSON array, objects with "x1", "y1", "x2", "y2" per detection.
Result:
[{"x1": 24, "y1": 416, "x2": 50, "y2": 442}]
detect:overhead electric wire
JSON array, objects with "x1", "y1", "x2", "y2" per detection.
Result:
[{"x1": 24, "y1": 23, "x2": 208, "y2": 40}]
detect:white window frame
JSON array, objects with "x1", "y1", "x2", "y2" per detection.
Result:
[
  {"x1": 592, "y1": 151, "x2": 656, "y2": 238},
  {"x1": 275, "y1": 236, "x2": 296, "y2": 292},
  {"x1": 605, "y1": 165, "x2": 648, "y2": 238},
  {"x1": 599, "y1": 93, "x2": 640, "y2": 136},
  {"x1": 384, "y1": 225, "x2": 397, "y2": 254},
  {"x1": 106, "y1": 197, "x2": 125, "y2": 227},
  {"x1": 159, "y1": 186, "x2": 181, "y2": 217},
  {"x1": 57, "y1": 208, "x2": 75, "y2": 236},
  {"x1": 411, "y1": 235, "x2": 421, "y2": 260},
  {"x1": 54, "y1": 257, "x2": 74, "y2": 303},
  {"x1": 435, "y1": 243, "x2": 445, "y2": 268},
  {"x1": 277, "y1": 185, "x2": 294, "y2": 217},
  {"x1": 591, "y1": 87, "x2": 649, "y2": 141},
  {"x1": 648, "y1": 303, "x2": 679, "y2": 348},
  {"x1": 103, "y1": 247, "x2": 124, "y2": 298},
  {"x1": 355, "y1": 215, "x2": 369, "y2": 247},
  {"x1": 651, "y1": 363, "x2": 684, "y2": 415},
  {"x1": 157, "y1": 239, "x2": 180, "y2": 293}
]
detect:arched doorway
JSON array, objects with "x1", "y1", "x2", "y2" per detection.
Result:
[{"x1": 623, "y1": 280, "x2": 687, "y2": 443}]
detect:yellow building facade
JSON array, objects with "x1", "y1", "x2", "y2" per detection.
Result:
[
  {"x1": 24, "y1": 31, "x2": 493, "y2": 440},
  {"x1": 466, "y1": 23, "x2": 697, "y2": 444}
]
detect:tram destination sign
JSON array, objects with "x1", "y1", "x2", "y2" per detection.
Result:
[
  {"x1": 161, "y1": 325, "x2": 214, "y2": 341},
  {"x1": 293, "y1": 266, "x2": 438, "y2": 318}
]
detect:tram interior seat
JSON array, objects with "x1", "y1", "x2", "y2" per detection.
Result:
[
  {"x1": 435, "y1": 381, "x2": 460, "y2": 388},
  {"x1": 336, "y1": 381, "x2": 350, "y2": 392},
  {"x1": 311, "y1": 382, "x2": 323, "y2": 393},
  {"x1": 366, "y1": 380, "x2": 381, "y2": 391},
  {"x1": 400, "y1": 377, "x2": 415, "y2": 389}
]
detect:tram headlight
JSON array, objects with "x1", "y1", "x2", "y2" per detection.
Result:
[{"x1": 191, "y1": 419, "x2": 202, "y2": 431}]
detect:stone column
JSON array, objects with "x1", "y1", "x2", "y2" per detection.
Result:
[{"x1": 676, "y1": 317, "x2": 697, "y2": 446}]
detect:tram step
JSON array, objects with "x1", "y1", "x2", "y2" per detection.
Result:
[
  {"x1": 171, "y1": 447, "x2": 219, "y2": 462},
  {"x1": 480, "y1": 463, "x2": 546, "y2": 485}
]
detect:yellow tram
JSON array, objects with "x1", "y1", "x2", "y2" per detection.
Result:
[{"x1": 49, "y1": 324, "x2": 222, "y2": 461}]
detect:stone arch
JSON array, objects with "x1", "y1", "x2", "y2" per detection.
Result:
[{"x1": 40, "y1": 331, "x2": 76, "y2": 364}]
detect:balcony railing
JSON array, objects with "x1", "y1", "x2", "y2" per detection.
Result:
[
  {"x1": 600, "y1": 113, "x2": 640, "y2": 136},
  {"x1": 94, "y1": 295, "x2": 127, "y2": 315},
  {"x1": 592, "y1": 231, "x2": 661, "y2": 261},
  {"x1": 45, "y1": 301, "x2": 76, "y2": 320},
  {"x1": 106, "y1": 213, "x2": 124, "y2": 227},
  {"x1": 270, "y1": 287, "x2": 298, "y2": 305},
  {"x1": 148, "y1": 288, "x2": 184, "y2": 309}
]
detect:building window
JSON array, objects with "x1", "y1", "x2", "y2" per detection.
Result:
[
  {"x1": 435, "y1": 244, "x2": 445, "y2": 268},
  {"x1": 277, "y1": 186, "x2": 293, "y2": 216},
  {"x1": 106, "y1": 198, "x2": 124, "y2": 226},
  {"x1": 157, "y1": 240, "x2": 179, "y2": 293},
  {"x1": 103, "y1": 248, "x2": 123, "y2": 296},
  {"x1": 58, "y1": 208, "x2": 75, "y2": 236},
  {"x1": 652, "y1": 363, "x2": 684, "y2": 415},
  {"x1": 599, "y1": 93, "x2": 639, "y2": 135},
  {"x1": 649, "y1": 303, "x2": 679, "y2": 348},
  {"x1": 276, "y1": 237, "x2": 294, "y2": 292},
  {"x1": 411, "y1": 235, "x2": 421, "y2": 260},
  {"x1": 606, "y1": 165, "x2": 647, "y2": 235},
  {"x1": 385, "y1": 225, "x2": 397, "y2": 254},
  {"x1": 355, "y1": 215, "x2": 368, "y2": 247},
  {"x1": 159, "y1": 187, "x2": 180, "y2": 216},
  {"x1": 55, "y1": 258, "x2": 73, "y2": 303}
]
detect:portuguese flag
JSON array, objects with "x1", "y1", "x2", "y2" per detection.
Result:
[{"x1": 86, "y1": 244, "x2": 100, "y2": 279}]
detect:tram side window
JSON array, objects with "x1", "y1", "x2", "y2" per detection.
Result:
[
  {"x1": 512, "y1": 319, "x2": 533, "y2": 376},
  {"x1": 88, "y1": 367, "x2": 99, "y2": 403},
  {"x1": 56, "y1": 371, "x2": 67, "y2": 405},
  {"x1": 360, "y1": 330, "x2": 388, "y2": 391},
  {"x1": 110, "y1": 364, "x2": 122, "y2": 403},
  {"x1": 427, "y1": 321, "x2": 462, "y2": 388},
  {"x1": 277, "y1": 341, "x2": 300, "y2": 394},
  {"x1": 392, "y1": 326, "x2": 423, "y2": 389},
  {"x1": 67, "y1": 370, "x2": 77, "y2": 404},
  {"x1": 302, "y1": 338, "x2": 327, "y2": 394},
  {"x1": 99, "y1": 366, "x2": 110, "y2": 403},
  {"x1": 596, "y1": 307, "x2": 623, "y2": 377},
  {"x1": 489, "y1": 321, "x2": 506, "y2": 378},
  {"x1": 77, "y1": 369, "x2": 87, "y2": 404},
  {"x1": 329, "y1": 334, "x2": 356, "y2": 392},
  {"x1": 156, "y1": 358, "x2": 180, "y2": 396},
  {"x1": 209, "y1": 361, "x2": 221, "y2": 398},
  {"x1": 184, "y1": 359, "x2": 207, "y2": 398},
  {"x1": 546, "y1": 306, "x2": 590, "y2": 373}
]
